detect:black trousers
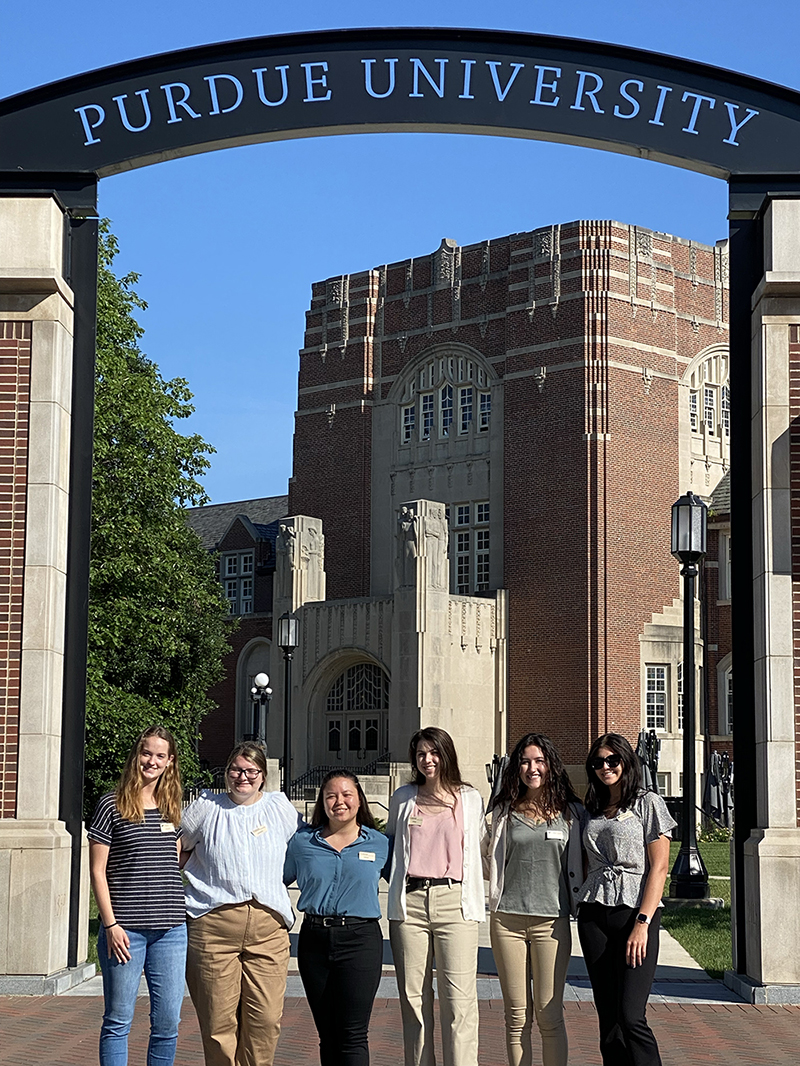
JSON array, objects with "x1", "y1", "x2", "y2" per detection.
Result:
[
  {"x1": 297, "y1": 918, "x2": 383, "y2": 1066},
  {"x1": 577, "y1": 903, "x2": 662, "y2": 1066}
]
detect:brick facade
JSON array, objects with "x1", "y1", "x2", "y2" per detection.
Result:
[
  {"x1": 0, "y1": 322, "x2": 31, "y2": 819},
  {"x1": 289, "y1": 221, "x2": 729, "y2": 766}
]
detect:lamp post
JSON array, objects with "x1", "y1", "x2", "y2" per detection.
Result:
[
  {"x1": 669, "y1": 491, "x2": 710, "y2": 899},
  {"x1": 277, "y1": 612, "x2": 299, "y2": 797},
  {"x1": 249, "y1": 672, "x2": 272, "y2": 746}
]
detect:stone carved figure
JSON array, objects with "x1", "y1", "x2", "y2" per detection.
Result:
[
  {"x1": 424, "y1": 504, "x2": 449, "y2": 591},
  {"x1": 396, "y1": 502, "x2": 449, "y2": 591},
  {"x1": 278, "y1": 523, "x2": 297, "y2": 566},
  {"x1": 397, "y1": 506, "x2": 419, "y2": 587}
]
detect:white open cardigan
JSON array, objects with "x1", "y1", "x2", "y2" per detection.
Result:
[{"x1": 386, "y1": 783, "x2": 488, "y2": 922}]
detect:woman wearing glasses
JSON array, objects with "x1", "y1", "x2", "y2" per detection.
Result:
[
  {"x1": 180, "y1": 743, "x2": 302, "y2": 1066},
  {"x1": 577, "y1": 733, "x2": 676, "y2": 1066}
]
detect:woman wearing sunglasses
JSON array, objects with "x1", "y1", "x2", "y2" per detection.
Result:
[
  {"x1": 577, "y1": 733, "x2": 676, "y2": 1066},
  {"x1": 180, "y1": 742, "x2": 302, "y2": 1066}
]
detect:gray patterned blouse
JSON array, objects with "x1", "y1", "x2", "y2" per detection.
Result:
[{"x1": 577, "y1": 791, "x2": 676, "y2": 910}]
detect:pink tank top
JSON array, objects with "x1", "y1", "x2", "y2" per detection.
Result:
[{"x1": 407, "y1": 793, "x2": 464, "y2": 880}]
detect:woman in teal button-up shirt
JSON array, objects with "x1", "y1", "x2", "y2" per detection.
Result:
[{"x1": 284, "y1": 770, "x2": 389, "y2": 1066}]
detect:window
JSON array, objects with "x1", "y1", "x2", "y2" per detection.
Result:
[
  {"x1": 476, "y1": 529, "x2": 490, "y2": 592},
  {"x1": 399, "y1": 354, "x2": 492, "y2": 442},
  {"x1": 456, "y1": 530, "x2": 471, "y2": 594},
  {"x1": 451, "y1": 501, "x2": 491, "y2": 595},
  {"x1": 221, "y1": 553, "x2": 256, "y2": 615},
  {"x1": 721, "y1": 385, "x2": 730, "y2": 437},
  {"x1": 646, "y1": 665, "x2": 667, "y2": 731},
  {"x1": 459, "y1": 387, "x2": 473, "y2": 433},
  {"x1": 456, "y1": 504, "x2": 470, "y2": 527},
  {"x1": 478, "y1": 392, "x2": 491, "y2": 431},
  {"x1": 656, "y1": 772, "x2": 670, "y2": 796},
  {"x1": 718, "y1": 533, "x2": 731, "y2": 601},
  {"x1": 717, "y1": 657, "x2": 733, "y2": 735},
  {"x1": 689, "y1": 391, "x2": 699, "y2": 433},
  {"x1": 421, "y1": 394, "x2": 434, "y2": 439},
  {"x1": 677, "y1": 662, "x2": 684, "y2": 731},
  {"x1": 704, "y1": 386, "x2": 716, "y2": 433},
  {"x1": 325, "y1": 662, "x2": 390, "y2": 758},
  {"x1": 441, "y1": 385, "x2": 453, "y2": 436},
  {"x1": 724, "y1": 668, "x2": 733, "y2": 734},
  {"x1": 476, "y1": 502, "x2": 490, "y2": 525}
]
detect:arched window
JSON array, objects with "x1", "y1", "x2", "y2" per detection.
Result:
[
  {"x1": 400, "y1": 354, "x2": 492, "y2": 444},
  {"x1": 326, "y1": 663, "x2": 389, "y2": 757}
]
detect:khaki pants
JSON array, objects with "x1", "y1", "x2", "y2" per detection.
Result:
[
  {"x1": 186, "y1": 900, "x2": 290, "y2": 1066},
  {"x1": 389, "y1": 882, "x2": 480, "y2": 1066},
  {"x1": 489, "y1": 911, "x2": 571, "y2": 1066}
]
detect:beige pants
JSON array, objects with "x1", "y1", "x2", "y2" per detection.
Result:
[
  {"x1": 389, "y1": 882, "x2": 480, "y2": 1066},
  {"x1": 489, "y1": 911, "x2": 571, "y2": 1066},
  {"x1": 186, "y1": 900, "x2": 290, "y2": 1066}
]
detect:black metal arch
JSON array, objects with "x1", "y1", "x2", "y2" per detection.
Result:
[
  {"x1": 1, "y1": 27, "x2": 800, "y2": 184},
  {"x1": 0, "y1": 27, "x2": 794, "y2": 981}
]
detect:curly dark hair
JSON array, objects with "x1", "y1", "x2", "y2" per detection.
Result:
[
  {"x1": 310, "y1": 770, "x2": 376, "y2": 830},
  {"x1": 489, "y1": 733, "x2": 579, "y2": 817},
  {"x1": 408, "y1": 727, "x2": 468, "y2": 793},
  {"x1": 584, "y1": 733, "x2": 642, "y2": 816}
]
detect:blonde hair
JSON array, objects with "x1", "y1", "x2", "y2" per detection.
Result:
[{"x1": 115, "y1": 725, "x2": 182, "y2": 827}]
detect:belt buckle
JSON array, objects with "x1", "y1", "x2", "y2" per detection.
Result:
[{"x1": 322, "y1": 916, "x2": 335, "y2": 927}]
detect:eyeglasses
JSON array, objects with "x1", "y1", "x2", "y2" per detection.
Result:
[
  {"x1": 227, "y1": 767, "x2": 262, "y2": 779},
  {"x1": 589, "y1": 754, "x2": 622, "y2": 771}
]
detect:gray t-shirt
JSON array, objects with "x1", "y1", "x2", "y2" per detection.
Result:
[
  {"x1": 577, "y1": 791, "x2": 676, "y2": 910},
  {"x1": 497, "y1": 810, "x2": 572, "y2": 918}
]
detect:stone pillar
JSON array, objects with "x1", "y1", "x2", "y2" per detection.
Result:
[
  {"x1": 727, "y1": 198, "x2": 800, "y2": 999},
  {"x1": 272, "y1": 515, "x2": 326, "y2": 789},
  {"x1": 390, "y1": 500, "x2": 451, "y2": 755},
  {"x1": 0, "y1": 197, "x2": 90, "y2": 990}
]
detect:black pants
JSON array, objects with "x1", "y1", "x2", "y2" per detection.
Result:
[
  {"x1": 298, "y1": 918, "x2": 383, "y2": 1066},
  {"x1": 577, "y1": 903, "x2": 662, "y2": 1066}
]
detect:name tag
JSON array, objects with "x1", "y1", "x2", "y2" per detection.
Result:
[
  {"x1": 545, "y1": 830, "x2": 564, "y2": 840},
  {"x1": 359, "y1": 851, "x2": 376, "y2": 861},
  {"x1": 160, "y1": 823, "x2": 175, "y2": 833},
  {"x1": 408, "y1": 816, "x2": 423, "y2": 826},
  {"x1": 252, "y1": 825, "x2": 268, "y2": 836},
  {"x1": 617, "y1": 810, "x2": 635, "y2": 821}
]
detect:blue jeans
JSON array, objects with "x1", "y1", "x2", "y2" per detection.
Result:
[{"x1": 98, "y1": 923, "x2": 187, "y2": 1066}]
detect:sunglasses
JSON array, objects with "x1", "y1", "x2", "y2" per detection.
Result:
[{"x1": 589, "y1": 754, "x2": 622, "y2": 771}]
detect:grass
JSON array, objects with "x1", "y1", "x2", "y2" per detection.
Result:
[{"x1": 660, "y1": 840, "x2": 732, "y2": 979}]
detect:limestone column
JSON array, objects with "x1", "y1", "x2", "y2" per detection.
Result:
[
  {"x1": 736, "y1": 198, "x2": 800, "y2": 994},
  {"x1": 0, "y1": 196, "x2": 89, "y2": 987},
  {"x1": 272, "y1": 515, "x2": 326, "y2": 787}
]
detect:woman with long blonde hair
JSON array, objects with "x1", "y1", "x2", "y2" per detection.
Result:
[{"x1": 89, "y1": 725, "x2": 187, "y2": 1066}]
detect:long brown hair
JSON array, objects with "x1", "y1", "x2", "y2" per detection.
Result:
[
  {"x1": 489, "y1": 732, "x2": 579, "y2": 817},
  {"x1": 311, "y1": 770, "x2": 376, "y2": 830},
  {"x1": 115, "y1": 725, "x2": 182, "y2": 827},
  {"x1": 584, "y1": 733, "x2": 642, "y2": 816},
  {"x1": 408, "y1": 727, "x2": 468, "y2": 794}
]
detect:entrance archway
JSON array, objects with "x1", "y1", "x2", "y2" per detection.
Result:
[{"x1": 0, "y1": 27, "x2": 797, "y2": 997}]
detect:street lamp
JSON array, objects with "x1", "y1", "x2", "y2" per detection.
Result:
[
  {"x1": 249, "y1": 672, "x2": 272, "y2": 746},
  {"x1": 669, "y1": 491, "x2": 710, "y2": 899},
  {"x1": 277, "y1": 612, "x2": 299, "y2": 797}
]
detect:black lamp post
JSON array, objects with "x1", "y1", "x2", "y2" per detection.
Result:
[
  {"x1": 277, "y1": 612, "x2": 299, "y2": 797},
  {"x1": 249, "y1": 672, "x2": 272, "y2": 746},
  {"x1": 669, "y1": 491, "x2": 710, "y2": 899}
]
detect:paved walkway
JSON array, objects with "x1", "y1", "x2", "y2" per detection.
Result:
[{"x1": 5, "y1": 889, "x2": 798, "y2": 1064}]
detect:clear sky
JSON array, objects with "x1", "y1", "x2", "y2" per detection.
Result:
[{"x1": 1, "y1": 1, "x2": 797, "y2": 502}]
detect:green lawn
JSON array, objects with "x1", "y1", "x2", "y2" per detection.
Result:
[{"x1": 660, "y1": 840, "x2": 732, "y2": 979}]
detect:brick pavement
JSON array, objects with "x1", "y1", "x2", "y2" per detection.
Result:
[{"x1": 1, "y1": 995, "x2": 799, "y2": 1066}]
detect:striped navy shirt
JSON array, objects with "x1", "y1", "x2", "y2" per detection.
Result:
[{"x1": 89, "y1": 793, "x2": 186, "y2": 930}]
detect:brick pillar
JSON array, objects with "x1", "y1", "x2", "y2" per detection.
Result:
[{"x1": 0, "y1": 197, "x2": 90, "y2": 987}]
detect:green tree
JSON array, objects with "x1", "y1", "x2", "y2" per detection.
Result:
[{"x1": 84, "y1": 223, "x2": 232, "y2": 814}]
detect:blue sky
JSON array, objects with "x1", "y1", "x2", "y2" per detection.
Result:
[{"x1": 1, "y1": 1, "x2": 797, "y2": 502}]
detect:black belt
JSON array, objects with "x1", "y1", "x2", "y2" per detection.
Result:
[
  {"x1": 406, "y1": 877, "x2": 461, "y2": 892},
  {"x1": 303, "y1": 914, "x2": 379, "y2": 927}
]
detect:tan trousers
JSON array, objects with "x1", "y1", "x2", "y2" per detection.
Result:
[
  {"x1": 489, "y1": 912, "x2": 571, "y2": 1066},
  {"x1": 186, "y1": 900, "x2": 290, "y2": 1066},
  {"x1": 389, "y1": 883, "x2": 480, "y2": 1066}
]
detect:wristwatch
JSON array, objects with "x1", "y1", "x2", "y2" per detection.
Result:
[{"x1": 636, "y1": 913, "x2": 651, "y2": 925}]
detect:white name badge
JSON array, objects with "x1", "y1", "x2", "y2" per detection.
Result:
[
  {"x1": 359, "y1": 851, "x2": 376, "y2": 861},
  {"x1": 617, "y1": 810, "x2": 635, "y2": 821},
  {"x1": 160, "y1": 823, "x2": 175, "y2": 833},
  {"x1": 545, "y1": 830, "x2": 565, "y2": 840},
  {"x1": 408, "y1": 816, "x2": 424, "y2": 826},
  {"x1": 252, "y1": 825, "x2": 268, "y2": 836}
]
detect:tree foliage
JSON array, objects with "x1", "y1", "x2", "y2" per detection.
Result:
[{"x1": 84, "y1": 223, "x2": 232, "y2": 814}]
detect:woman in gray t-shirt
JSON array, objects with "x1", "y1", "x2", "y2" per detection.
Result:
[
  {"x1": 484, "y1": 733, "x2": 584, "y2": 1066},
  {"x1": 577, "y1": 733, "x2": 676, "y2": 1066}
]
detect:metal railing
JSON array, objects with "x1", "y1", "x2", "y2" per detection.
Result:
[{"x1": 289, "y1": 752, "x2": 392, "y2": 800}]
